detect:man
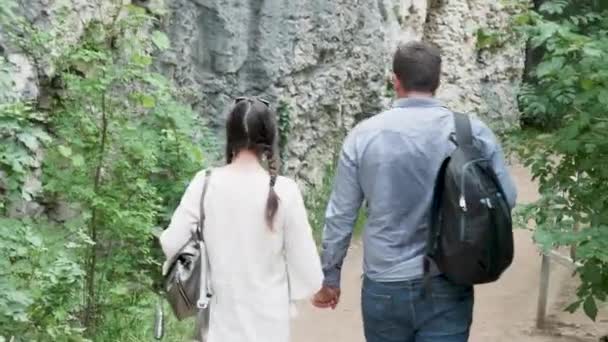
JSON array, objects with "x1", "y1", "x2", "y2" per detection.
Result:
[{"x1": 312, "y1": 41, "x2": 517, "y2": 342}]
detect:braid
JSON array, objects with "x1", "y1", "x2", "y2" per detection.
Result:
[
  {"x1": 267, "y1": 148, "x2": 278, "y2": 186},
  {"x1": 226, "y1": 97, "x2": 279, "y2": 230},
  {"x1": 265, "y1": 148, "x2": 280, "y2": 230}
]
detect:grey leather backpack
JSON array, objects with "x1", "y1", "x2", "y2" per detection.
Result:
[{"x1": 162, "y1": 169, "x2": 213, "y2": 337}]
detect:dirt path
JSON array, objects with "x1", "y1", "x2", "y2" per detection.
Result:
[{"x1": 292, "y1": 164, "x2": 607, "y2": 342}]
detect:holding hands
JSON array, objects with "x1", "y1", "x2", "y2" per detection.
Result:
[{"x1": 311, "y1": 286, "x2": 341, "y2": 310}]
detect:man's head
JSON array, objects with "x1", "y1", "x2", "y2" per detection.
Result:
[{"x1": 392, "y1": 41, "x2": 442, "y2": 98}]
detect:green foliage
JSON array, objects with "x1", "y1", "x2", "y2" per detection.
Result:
[
  {"x1": 514, "y1": 0, "x2": 608, "y2": 129},
  {"x1": 475, "y1": 1, "x2": 529, "y2": 53},
  {"x1": 92, "y1": 294, "x2": 193, "y2": 342},
  {"x1": 0, "y1": 1, "x2": 211, "y2": 340},
  {"x1": 0, "y1": 102, "x2": 51, "y2": 209},
  {"x1": 305, "y1": 151, "x2": 366, "y2": 242},
  {"x1": 0, "y1": 219, "x2": 87, "y2": 340},
  {"x1": 306, "y1": 160, "x2": 337, "y2": 240},
  {"x1": 0, "y1": 2, "x2": 49, "y2": 212},
  {"x1": 476, "y1": 28, "x2": 506, "y2": 51},
  {"x1": 0, "y1": 0, "x2": 15, "y2": 24},
  {"x1": 385, "y1": 76, "x2": 394, "y2": 97},
  {"x1": 538, "y1": 0, "x2": 569, "y2": 16},
  {"x1": 512, "y1": 0, "x2": 608, "y2": 321}
]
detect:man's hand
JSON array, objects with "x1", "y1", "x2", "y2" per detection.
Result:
[{"x1": 312, "y1": 286, "x2": 341, "y2": 309}]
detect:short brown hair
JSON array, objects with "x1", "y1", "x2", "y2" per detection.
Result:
[{"x1": 393, "y1": 41, "x2": 442, "y2": 93}]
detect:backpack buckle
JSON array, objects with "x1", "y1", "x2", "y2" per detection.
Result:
[{"x1": 459, "y1": 195, "x2": 467, "y2": 212}]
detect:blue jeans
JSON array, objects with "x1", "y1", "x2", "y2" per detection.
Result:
[{"x1": 361, "y1": 275, "x2": 474, "y2": 342}]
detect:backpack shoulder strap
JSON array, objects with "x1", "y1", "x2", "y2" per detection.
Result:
[
  {"x1": 453, "y1": 112, "x2": 474, "y2": 147},
  {"x1": 423, "y1": 156, "x2": 450, "y2": 296},
  {"x1": 196, "y1": 169, "x2": 212, "y2": 241}
]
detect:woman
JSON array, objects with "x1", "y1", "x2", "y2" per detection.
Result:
[{"x1": 159, "y1": 97, "x2": 323, "y2": 342}]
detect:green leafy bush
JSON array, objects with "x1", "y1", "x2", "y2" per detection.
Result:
[
  {"x1": 0, "y1": 1, "x2": 211, "y2": 340},
  {"x1": 516, "y1": 0, "x2": 608, "y2": 129},
  {"x1": 512, "y1": 0, "x2": 608, "y2": 320},
  {"x1": 0, "y1": 219, "x2": 87, "y2": 340}
]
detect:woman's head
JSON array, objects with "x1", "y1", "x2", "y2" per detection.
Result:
[
  {"x1": 225, "y1": 97, "x2": 277, "y2": 161},
  {"x1": 225, "y1": 97, "x2": 279, "y2": 229}
]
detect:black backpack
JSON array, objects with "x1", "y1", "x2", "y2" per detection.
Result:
[{"x1": 424, "y1": 113, "x2": 514, "y2": 287}]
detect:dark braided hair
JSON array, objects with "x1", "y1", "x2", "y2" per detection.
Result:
[
  {"x1": 225, "y1": 97, "x2": 280, "y2": 230},
  {"x1": 265, "y1": 146, "x2": 279, "y2": 227}
]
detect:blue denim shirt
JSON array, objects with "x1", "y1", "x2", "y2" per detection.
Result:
[{"x1": 320, "y1": 97, "x2": 517, "y2": 288}]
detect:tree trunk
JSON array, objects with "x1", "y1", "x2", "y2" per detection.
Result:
[{"x1": 83, "y1": 90, "x2": 109, "y2": 335}]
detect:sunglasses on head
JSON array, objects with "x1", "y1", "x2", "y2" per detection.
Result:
[{"x1": 234, "y1": 96, "x2": 270, "y2": 107}]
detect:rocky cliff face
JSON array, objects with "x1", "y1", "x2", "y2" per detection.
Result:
[
  {"x1": 2, "y1": 0, "x2": 526, "y2": 188},
  {"x1": 161, "y1": 0, "x2": 525, "y2": 183},
  {"x1": 160, "y1": 0, "x2": 389, "y2": 183}
]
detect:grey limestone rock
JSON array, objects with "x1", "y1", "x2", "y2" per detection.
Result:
[{"x1": 2, "y1": 0, "x2": 527, "y2": 195}]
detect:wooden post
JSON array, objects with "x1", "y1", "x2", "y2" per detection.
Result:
[
  {"x1": 536, "y1": 253, "x2": 551, "y2": 329},
  {"x1": 571, "y1": 222, "x2": 580, "y2": 260}
]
